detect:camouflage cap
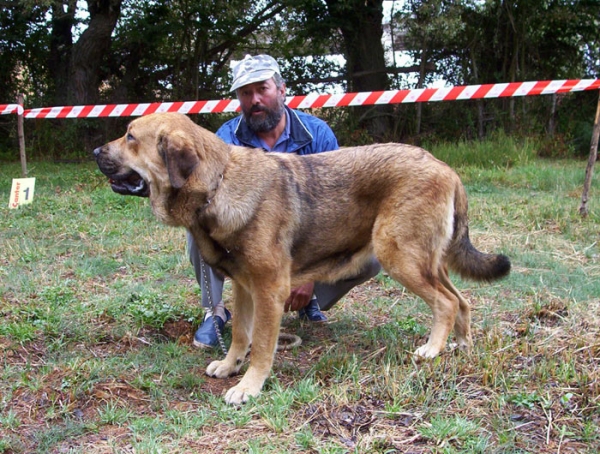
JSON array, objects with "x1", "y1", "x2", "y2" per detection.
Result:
[{"x1": 230, "y1": 54, "x2": 281, "y2": 92}]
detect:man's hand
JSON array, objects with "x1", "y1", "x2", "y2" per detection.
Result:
[{"x1": 284, "y1": 282, "x2": 315, "y2": 312}]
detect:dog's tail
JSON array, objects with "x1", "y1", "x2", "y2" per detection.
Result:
[{"x1": 446, "y1": 183, "x2": 511, "y2": 282}]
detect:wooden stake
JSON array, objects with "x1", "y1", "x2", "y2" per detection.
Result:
[
  {"x1": 579, "y1": 91, "x2": 600, "y2": 217},
  {"x1": 17, "y1": 93, "x2": 27, "y2": 177}
]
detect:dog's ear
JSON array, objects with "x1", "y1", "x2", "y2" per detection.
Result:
[{"x1": 158, "y1": 130, "x2": 200, "y2": 189}]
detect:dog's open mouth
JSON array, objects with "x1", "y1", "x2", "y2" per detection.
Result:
[{"x1": 109, "y1": 171, "x2": 149, "y2": 197}]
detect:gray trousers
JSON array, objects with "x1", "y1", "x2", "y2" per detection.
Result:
[{"x1": 186, "y1": 230, "x2": 381, "y2": 311}]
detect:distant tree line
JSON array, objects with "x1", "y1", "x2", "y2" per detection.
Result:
[{"x1": 1, "y1": 0, "x2": 598, "y2": 159}]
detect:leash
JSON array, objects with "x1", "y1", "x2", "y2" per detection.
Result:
[{"x1": 199, "y1": 259, "x2": 229, "y2": 356}]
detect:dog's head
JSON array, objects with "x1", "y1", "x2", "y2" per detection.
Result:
[{"x1": 94, "y1": 112, "x2": 228, "y2": 224}]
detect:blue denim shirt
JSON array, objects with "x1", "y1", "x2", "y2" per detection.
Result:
[{"x1": 216, "y1": 105, "x2": 339, "y2": 154}]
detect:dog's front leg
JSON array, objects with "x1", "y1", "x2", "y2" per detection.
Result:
[
  {"x1": 223, "y1": 279, "x2": 288, "y2": 405},
  {"x1": 206, "y1": 282, "x2": 253, "y2": 379}
]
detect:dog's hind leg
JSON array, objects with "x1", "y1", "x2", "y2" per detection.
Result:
[
  {"x1": 438, "y1": 264, "x2": 472, "y2": 353},
  {"x1": 374, "y1": 234, "x2": 459, "y2": 359},
  {"x1": 402, "y1": 274, "x2": 459, "y2": 358}
]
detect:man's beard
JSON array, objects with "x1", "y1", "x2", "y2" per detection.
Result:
[{"x1": 243, "y1": 102, "x2": 285, "y2": 133}]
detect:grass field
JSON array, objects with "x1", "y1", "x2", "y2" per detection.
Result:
[{"x1": 1, "y1": 138, "x2": 599, "y2": 453}]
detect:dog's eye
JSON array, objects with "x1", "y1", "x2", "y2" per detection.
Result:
[{"x1": 126, "y1": 133, "x2": 135, "y2": 142}]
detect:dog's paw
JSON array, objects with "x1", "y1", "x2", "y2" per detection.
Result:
[
  {"x1": 224, "y1": 384, "x2": 261, "y2": 405},
  {"x1": 206, "y1": 360, "x2": 236, "y2": 378},
  {"x1": 413, "y1": 344, "x2": 441, "y2": 359},
  {"x1": 455, "y1": 340, "x2": 472, "y2": 354}
]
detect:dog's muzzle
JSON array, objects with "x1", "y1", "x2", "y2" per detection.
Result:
[{"x1": 93, "y1": 146, "x2": 150, "y2": 197}]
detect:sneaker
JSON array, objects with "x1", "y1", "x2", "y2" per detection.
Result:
[
  {"x1": 193, "y1": 308, "x2": 231, "y2": 348},
  {"x1": 298, "y1": 298, "x2": 327, "y2": 323}
]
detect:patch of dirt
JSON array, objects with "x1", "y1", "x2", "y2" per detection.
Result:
[
  {"x1": 300, "y1": 396, "x2": 429, "y2": 452},
  {"x1": 162, "y1": 319, "x2": 194, "y2": 343}
]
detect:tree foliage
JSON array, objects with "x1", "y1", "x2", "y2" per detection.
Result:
[
  {"x1": 396, "y1": 0, "x2": 599, "y2": 142},
  {"x1": 0, "y1": 0, "x2": 598, "y2": 157}
]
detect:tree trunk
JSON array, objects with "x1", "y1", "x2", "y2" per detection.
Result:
[
  {"x1": 579, "y1": 92, "x2": 600, "y2": 217},
  {"x1": 548, "y1": 94, "x2": 557, "y2": 137},
  {"x1": 48, "y1": 1, "x2": 76, "y2": 105},
  {"x1": 69, "y1": 0, "x2": 123, "y2": 105},
  {"x1": 324, "y1": 0, "x2": 391, "y2": 141},
  {"x1": 415, "y1": 46, "x2": 428, "y2": 135},
  {"x1": 470, "y1": 48, "x2": 484, "y2": 139}
]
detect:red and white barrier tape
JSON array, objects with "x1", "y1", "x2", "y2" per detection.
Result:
[
  {"x1": 2, "y1": 79, "x2": 599, "y2": 119},
  {"x1": 0, "y1": 104, "x2": 24, "y2": 116}
]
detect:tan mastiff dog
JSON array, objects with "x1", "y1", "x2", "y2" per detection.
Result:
[{"x1": 94, "y1": 112, "x2": 510, "y2": 405}]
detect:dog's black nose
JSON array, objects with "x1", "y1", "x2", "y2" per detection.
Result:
[{"x1": 93, "y1": 147, "x2": 102, "y2": 157}]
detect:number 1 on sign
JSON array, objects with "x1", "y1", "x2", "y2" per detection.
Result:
[{"x1": 8, "y1": 178, "x2": 36, "y2": 209}]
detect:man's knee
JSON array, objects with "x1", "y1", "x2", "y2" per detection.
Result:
[
  {"x1": 315, "y1": 258, "x2": 381, "y2": 311},
  {"x1": 363, "y1": 257, "x2": 381, "y2": 280}
]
